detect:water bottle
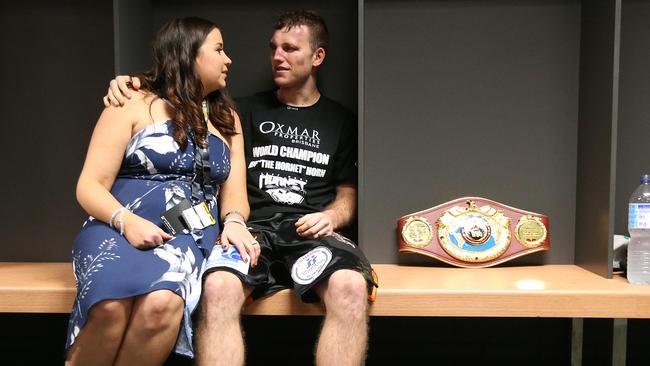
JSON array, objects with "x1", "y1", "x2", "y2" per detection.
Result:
[{"x1": 627, "y1": 174, "x2": 650, "y2": 284}]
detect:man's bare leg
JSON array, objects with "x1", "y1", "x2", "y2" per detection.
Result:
[
  {"x1": 196, "y1": 271, "x2": 253, "y2": 366},
  {"x1": 314, "y1": 269, "x2": 369, "y2": 366}
]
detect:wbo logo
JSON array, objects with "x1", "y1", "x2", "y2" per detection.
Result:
[{"x1": 291, "y1": 247, "x2": 332, "y2": 285}]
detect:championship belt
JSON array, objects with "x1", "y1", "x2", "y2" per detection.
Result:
[{"x1": 397, "y1": 197, "x2": 550, "y2": 268}]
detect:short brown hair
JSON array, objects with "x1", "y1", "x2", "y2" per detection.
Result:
[{"x1": 275, "y1": 10, "x2": 329, "y2": 52}]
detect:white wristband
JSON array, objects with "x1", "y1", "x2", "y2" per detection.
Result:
[
  {"x1": 116, "y1": 210, "x2": 129, "y2": 236},
  {"x1": 223, "y1": 217, "x2": 246, "y2": 227},
  {"x1": 110, "y1": 207, "x2": 127, "y2": 228},
  {"x1": 223, "y1": 210, "x2": 245, "y2": 221}
]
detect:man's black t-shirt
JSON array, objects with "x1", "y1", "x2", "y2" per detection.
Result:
[{"x1": 236, "y1": 91, "x2": 357, "y2": 221}]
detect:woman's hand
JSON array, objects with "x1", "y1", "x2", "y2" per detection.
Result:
[
  {"x1": 121, "y1": 212, "x2": 173, "y2": 250},
  {"x1": 218, "y1": 222, "x2": 260, "y2": 267}
]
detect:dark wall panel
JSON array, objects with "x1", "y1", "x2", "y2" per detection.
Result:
[
  {"x1": 150, "y1": 0, "x2": 358, "y2": 111},
  {"x1": 114, "y1": 0, "x2": 153, "y2": 75},
  {"x1": 574, "y1": 0, "x2": 619, "y2": 277},
  {"x1": 0, "y1": 1, "x2": 114, "y2": 261},
  {"x1": 615, "y1": 0, "x2": 650, "y2": 235},
  {"x1": 362, "y1": 0, "x2": 581, "y2": 264}
]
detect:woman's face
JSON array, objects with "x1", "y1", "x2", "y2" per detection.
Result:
[{"x1": 195, "y1": 28, "x2": 232, "y2": 95}]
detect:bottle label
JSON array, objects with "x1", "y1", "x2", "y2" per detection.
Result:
[{"x1": 629, "y1": 204, "x2": 650, "y2": 228}]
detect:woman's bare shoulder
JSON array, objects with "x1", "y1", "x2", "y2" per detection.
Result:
[{"x1": 99, "y1": 90, "x2": 156, "y2": 130}]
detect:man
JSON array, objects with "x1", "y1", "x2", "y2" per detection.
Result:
[{"x1": 105, "y1": 10, "x2": 376, "y2": 366}]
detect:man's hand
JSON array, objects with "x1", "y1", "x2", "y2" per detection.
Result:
[
  {"x1": 295, "y1": 210, "x2": 338, "y2": 239},
  {"x1": 103, "y1": 75, "x2": 142, "y2": 107}
]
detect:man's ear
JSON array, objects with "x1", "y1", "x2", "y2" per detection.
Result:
[{"x1": 312, "y1": 47, "x2": 325, "y2": 67}]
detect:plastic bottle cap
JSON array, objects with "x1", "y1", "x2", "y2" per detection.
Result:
[{"x1": 641, "y1": 174, "x2": 650, "y2": 183}]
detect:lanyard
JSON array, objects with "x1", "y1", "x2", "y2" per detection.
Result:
[{"x1": 188, "y1": 100, "x2": 214, "y2": 204}]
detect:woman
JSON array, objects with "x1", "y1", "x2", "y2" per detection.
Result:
[{"x1": 65, "y1": 17, "x2": 259, "y2": 365}]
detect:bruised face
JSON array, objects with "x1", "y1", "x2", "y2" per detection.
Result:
[
  {"x1": 269, "y1": 25, "x2": 324, "y2": 89},
  {"x1": 195, "y1": 28, "x2": 232, "y2": 94}
]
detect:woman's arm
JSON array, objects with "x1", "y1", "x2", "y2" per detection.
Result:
[
  {"x1": 76, "y1": 103, "x2": 136, "y2": 222},
  {"x1": 217, "y1": 112, "x2": 260, "y2": 266},
  {"x1": 77, "y1": 96, "x2": 171, "y2": 249}
]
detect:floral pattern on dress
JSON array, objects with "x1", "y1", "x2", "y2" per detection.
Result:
[
  {"x1": 68, "y1": 237, "x2": 121, "y2": 345},
  {"x1": 152, "y1": 243, "x2": 205, "y2": 313},
  {"x1": 73, "y1": 238, "x2": 121, "y2": 301},
  {"x1": 125, "y1": 122, "x2": 179, "y2": 174}
]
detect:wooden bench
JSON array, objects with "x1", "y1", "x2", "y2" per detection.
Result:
[
  {"x1": 3, "y1": 262, "x2": 649, "y2": 365},
  {"x1": 2, "y1": 262, "x2": 650, "y2": 318}
]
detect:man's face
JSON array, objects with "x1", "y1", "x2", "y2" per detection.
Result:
[{"x1": 269, "y1": 25, "x2": 321, "y2": 89}]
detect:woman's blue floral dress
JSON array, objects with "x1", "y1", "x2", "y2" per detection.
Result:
[{"x1": 65, "y1": 120, "x2": 230, "y2": 358}]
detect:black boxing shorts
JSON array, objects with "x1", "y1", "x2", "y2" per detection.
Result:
[{"x1": 204, "y1": 213, "x2": 378, "y2": 303}]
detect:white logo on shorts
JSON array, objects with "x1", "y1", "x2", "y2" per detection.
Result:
[{"x1": 291, "y1": 247, "x2": 332, "y2": 285}]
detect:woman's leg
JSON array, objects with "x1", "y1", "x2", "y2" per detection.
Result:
[
  {"x1": 65, "y1": 298, "x2": 134, "y2": 366},
  {"x1": 113, "y1": 290, "x2": 184, "y2": 366}
]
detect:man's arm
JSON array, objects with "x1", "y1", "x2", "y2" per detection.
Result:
[{"x1": 295, "y1": 183, "x2": 357, "y2": 239}]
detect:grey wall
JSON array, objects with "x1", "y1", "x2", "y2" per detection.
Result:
[
  {"x1": 362, "y1": 0, "x2": 581, "y2": 264},
  {"x1": 0, "y1": 1, "x2": 114, "y2": 261}
]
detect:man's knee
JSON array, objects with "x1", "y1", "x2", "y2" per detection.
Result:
[
  {"x1": 202, "y1": 271, "x2": 247, "y2": 311},
  {"x1": 322, "y1": 270, "x2": 369, "y2": 313}
]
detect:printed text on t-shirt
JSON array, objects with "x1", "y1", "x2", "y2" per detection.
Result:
[
  {"x1": 258, "y1": 121, "x2": 320, "y2": 148},
  {"x1": 252, "y1": 145, "x2": 330, "y2": 165}
]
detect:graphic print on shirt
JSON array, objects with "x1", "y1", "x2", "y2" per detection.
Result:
[
  {"x1": 238, "y1": 91, "x2": 357, "y2": 218},
  {"x1": 249, "y1": 120, "x2": 330, "y2": 205}
]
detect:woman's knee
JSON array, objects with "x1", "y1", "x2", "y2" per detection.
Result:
[
  {"x1": 86, "y1": 299, "x2": 132, "y2": 337},
  {"x1": 134, "y1": 290, "x2": 184, "y2": 333},
  {"x1": 88, "y1": 299, "x2": 133, "y2": 327}
]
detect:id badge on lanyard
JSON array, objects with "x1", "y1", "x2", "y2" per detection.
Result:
[
  {"x1": 160, "y1": 99, "x2": 217, "y2": 235},
  {"x1": 161, "y1": 198, "x2": 216, "y2": 235},
  {"x1": 182, "y1": 201, "x2": 216, "y2": 230}
]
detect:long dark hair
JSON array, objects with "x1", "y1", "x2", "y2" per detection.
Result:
[{"x1": 138, "y1": 17, "x2": 236, "y2": 150}]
